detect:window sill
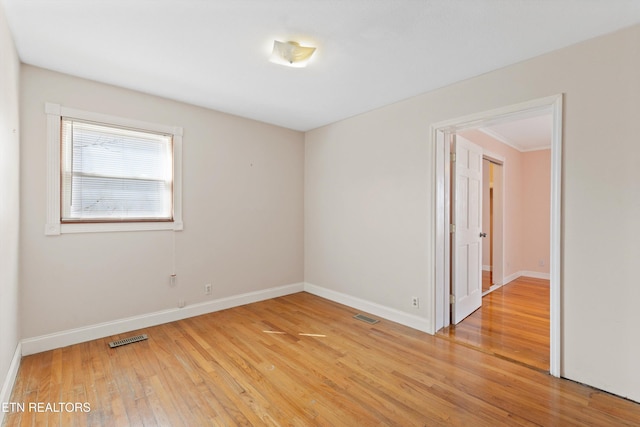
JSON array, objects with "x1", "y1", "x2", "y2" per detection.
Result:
[{"x1": 45, "y1": 221, "x2": 183, "y2": 235}]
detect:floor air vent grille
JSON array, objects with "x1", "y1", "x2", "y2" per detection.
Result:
[
  {"x1": 353, "y1": 314, "x2": 379, "y2": 324},
  {"x1": 109, "y1": 334, "x2": 148, "y2": 348}
]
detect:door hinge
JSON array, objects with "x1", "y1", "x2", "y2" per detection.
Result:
[
  {"x1": 450, "y1": 294, "x2": 455, "y2": 304},
  {"x1": 450, "y1": 224, "x2": 456, "y2": 233},
  {"x1": 450, "y1": 152, "x2": 456, "y2": 162}
]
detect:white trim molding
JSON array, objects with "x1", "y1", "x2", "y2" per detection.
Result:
[
  {"x1": 304, "y1": 282, "x2": 431, "y2": 333},
  {"x1": 520, "y1": 271, "x2": 551, "y2": 280},
  {"x1": 21, "y1": 282, "x2": 304, "y2": 356},
  {"x1": 44, "y1": 103, "x2": 184, "y2": 235},
  {"x1": 0, "y1": 343, "x2": 22, "y2": 426},
  {"x1": 549, "y1": 93, "x2": 563, "y2": 378},
  {"x1": 503, "y1": 270, "x2": 551, "y2": 285}
]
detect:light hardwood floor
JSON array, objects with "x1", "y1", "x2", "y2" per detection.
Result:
[
  {"x1": 482, "y1": 270, "x2": 492, "y2": 292},
  {"x1": 439, "y1": 276, "x2": 550, "y2": 371},
  {"x1": 5, "y1": 291, "x2": 640, "y2": 426}
]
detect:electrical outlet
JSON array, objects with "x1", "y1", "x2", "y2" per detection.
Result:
[
  {"x1": 411, "y1": 296, "x2": 419, "y2": 308},
  {"x1": 204, "y1": 283, "x2": 212, "y2": 295},
  {"x1": 169, "y1": 274, "x2": 176, "y2": 287},
  {"x1": 178, "y1": 298, "x2": 185, "y2": 308},
  {"x1": 539, "y1": 259, "x2": 545, "y2": 267}
]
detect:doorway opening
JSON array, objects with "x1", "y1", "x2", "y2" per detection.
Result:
[
  {"x1": 481, "y1": 156, "x2": 503, "y2": 296},
  {"x1": 430, "y1": 95, "x2": 562, "y2": 376},
  {"x1": 442, "y1": 128, "x2": 550, "y2": 371}
]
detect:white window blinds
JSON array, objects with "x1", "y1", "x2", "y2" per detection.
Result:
[{"x1": 60, "y1": 118, "x2": 174, "y2": 222}]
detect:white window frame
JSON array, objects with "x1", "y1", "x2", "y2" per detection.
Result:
[{"x1": 45, "y1": 103, "x2": 183, "y2": 235}]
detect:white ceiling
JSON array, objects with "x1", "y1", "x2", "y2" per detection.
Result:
[
  {"x1": 3, "y1": 0, "x2": 640, "y2": 131},
  {"x1": 481, "y1": 114, "x2": 552, "y2": 152}
]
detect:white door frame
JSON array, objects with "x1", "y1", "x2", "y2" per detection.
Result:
[
  {"x1": 481, "y1": 150, "x2": 505, "y2": 294},
  {"x1": 430, "y1": 94, "x2": 563, "y2": 377}
]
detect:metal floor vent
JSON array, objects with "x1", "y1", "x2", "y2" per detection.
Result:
[
  {"x1": 353, "y1": 314, "x2": 379, "y2": 324},
  {"x1": 109, "y1": 334, "x2": 148, "y2": 348}
]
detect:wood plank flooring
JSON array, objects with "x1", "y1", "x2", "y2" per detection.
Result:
[
  {"x1": 482, "y1": 270, "x2": 492, "y2": 292},
  {"x1": 439, "y1": 276, "x2": 550, "y2": 371},
  {"x1": 5, "y1": 291, "x2": 640, "y2": 426}
]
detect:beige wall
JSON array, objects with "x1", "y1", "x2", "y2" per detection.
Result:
[
  {"x1": 305, "y1": 24, "x2": 640, "y2": 401},
  {"x1": 0, "y1": 3, "x2": 20, "y2": 408},
  {"x1": 20, "y1": 66, "x2": 305, "y2": 339}
]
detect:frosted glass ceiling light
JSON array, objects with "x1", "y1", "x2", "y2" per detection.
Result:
[{"x1": 269, "y1": 40, "x2": 316, "y2": 68}]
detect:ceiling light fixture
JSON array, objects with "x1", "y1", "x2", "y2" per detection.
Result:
[{"x1": 269, "y1": 40, "x2": 316, "y2": 68}]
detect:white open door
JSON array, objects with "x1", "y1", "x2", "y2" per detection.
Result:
[{"x1": 452, "y1": 135, "x2": 483, "y2": 324}]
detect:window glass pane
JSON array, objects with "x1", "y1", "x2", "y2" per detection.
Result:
[
  {"x1": 71, "y1": 122, "x2": 169, "y2": 180},
  {"x1": 61, "y1": 118, "x2": 173, "y2": 221},
  {"x1": 69, "y1": 176, "x2": 170, "y2": 219}
]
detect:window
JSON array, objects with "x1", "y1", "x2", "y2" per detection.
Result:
[
  {"x1": 46, "y1": 104, "x2": 183, "y2": 235},
  {"x1": 61, "y1": 119, "x2": 173, "y2": 222}
]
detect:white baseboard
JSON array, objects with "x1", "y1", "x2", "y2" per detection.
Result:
[
  {"x1": 21, "y1": 282, "x2": 304, "y2": 356},
  {"x1": 482, "y1": 265, "x2": 492, "y2": 272},
  {"x1": 303, "y1": 282, "x2": 431, "y2": 333},
  {"x1": 503, "y1": 271, "x2": 550, "y2": 285},
  {"x1": 20, "y1": 280, "x2": 439, "y2": 355},
  {"x1": 0, "y1": 342, "x2": 22, "y2": 426},
  {"x1": 502, "y1": 272, "x2": 520, "y2": 285},
  {"x1": 520, "y1": 271, "x2": 551, "y2": 280}
]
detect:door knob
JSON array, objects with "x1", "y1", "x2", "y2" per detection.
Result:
[{"x1": 480, "y1": 232, "x2": 487, "y2": 238}]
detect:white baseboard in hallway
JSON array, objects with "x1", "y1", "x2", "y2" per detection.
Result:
[{"x1": 503, "y1": 270, "x2": 550, "y2": 285}]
